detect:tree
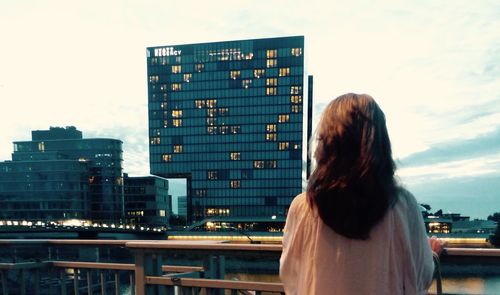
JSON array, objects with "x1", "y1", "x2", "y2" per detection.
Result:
[
  {"x1": 490, "y1": 222, "x2": 500, "y2": 248},
  {"x1": 488, "y1": 212, "x2": 500, "y2": 248},
  {"x1": 487, "y1": 212, "x2": 500, "y2": 222},
  {"x1": 421, "y1": 204, "x2": 432, "y2": 211}
]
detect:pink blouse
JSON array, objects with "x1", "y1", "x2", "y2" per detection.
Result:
[{"x1": 280, "y1": 189, "x2": 434, "y2": 294}]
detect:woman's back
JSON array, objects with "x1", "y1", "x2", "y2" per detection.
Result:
[{"x1": 280, "y1": 188, "x2": 434, "y2": 294}]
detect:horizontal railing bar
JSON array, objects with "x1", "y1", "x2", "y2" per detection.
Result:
[
  {"x1": 445, "y1": 248, "x2": 500, "y2": 257},
  {"x1": 126, "y1": 240, "x2": 282, "y2": 252},
  {"x1": 0, "y1": 262, "x2": 48, "y2": 270},
  {"x1": 50, "y1": 261, "x2": 204, "y2": 273},
  {"x1": 162, "y1": 265, "x2": 204, "y2": 273},
  {"x1": 51, "y1": 261, "x2": 134, "y2": 271},
  {"x1": 145, "y1": 276, "x2": 284, "y2": 292},
  {"x1": 0, "y1": 239, "x2": 498, "y2": 257}
]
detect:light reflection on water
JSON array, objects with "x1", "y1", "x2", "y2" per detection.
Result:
[{"x1": 430, "y1": 277, "x2": 500, "y2": 295}]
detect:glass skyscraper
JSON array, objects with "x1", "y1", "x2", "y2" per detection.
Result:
[
  {"x1": 147, "y1": 36, "x2": 312, "y2": 223},
  {"x1": 0, "y1": 127, "x2": 124, "y2": 223}
]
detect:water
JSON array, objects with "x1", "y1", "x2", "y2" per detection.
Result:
[{"x1": 431, "y1": 276, "x2": 500, "y2": 295}]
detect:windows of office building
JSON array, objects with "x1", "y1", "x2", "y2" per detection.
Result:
[
  {"x1": 266, "y1": 87, "x2": 277, "y2": 96},
  {"x1": 207, "y1": 99, "x2": 217, "y2": 108},
  {"x1": 195, "y1": 189, "x2": 207, "y2": 197},
  {"x1": 172, "y1": 110, "x2": 183, "y2": 118},
  {"x1": 278, "y1": 114, "x2": 290, "y2": 123},
  {"x1": 173, "y1": 145, "x2": 183, "y2": 153},
  {"x1": 220, "y1": 126, "x2": 229, "y2": 134},
  {"x1": 266, "y1": 124, "x2": 276, "y2": 132},
  {"x1": 173, "y1": 119, "x2": 182, "y2": 127},
  {"x1": 292, "y1": 48, "x2": 303, "y2": 56},
  {"x1": 253, "y1": 160, "x2": 264, "y2": 169},
  {"x1": 195, "y1": 63, "x2": 204, "y2": 72},
  {"x1": 266, "y1": 59, "x2": 277, "y2": 68},
  {"x1": 230, "y1": 126, "x2": 241, "y2": 134},
  {"x1": 207, "y1": 118, "x2": 217, "y2": 126},
  {"x1": 172, "y1": 83, "x2": 182, "y2": 91},
  {"x1": 150, "y1": 137, "x2": 161, "y2": 145},
  {"x1": 230, "y1": 152, "x2": 241, "y2": 160},
  {"x1": 172, "y1": 65, "x2": 182, "y2": 74},
  {"x1": 195, "y1": 100, "x2": 205, "y2": 108},
  {"x1": 265, "y1": 160, "x2": 277, "y2": 168},
  {"x1": 266, "y1": 78, "x2": 278, "y2": 86},
  {"x1": 291, "y1": 105, "x2": 300, "y2": 113},
  {"x1": 291, "y1": 95, "x2": 302, "y2": 104},
  {"x1": 291, "y1": 86, "x2": 302, "y2": 95},
  {"x1": 208, "y1": 171, "x2": 218, "y2": 180},
  {"x1": 230, "y1": 70, "x2": 241, "y2": 80},
  {"x1": 230, "y1": 180, "x2": 241, "y2": 188},
  {"x1": 279, "y1": 142, "x2": 289, "y2": 150},
  {"x1": 266, "y1": 49, "x2": 278, "y2": 58},
  {"x1": 254, "y1": 69, "x2": 265, "y2": 78},
  {"x1": 149, "y1": 75, "x2": 159, "y2": 83},
  {"x1": 151, "y1": 128, "x2": 161, "y2": 136},
  {"x1": 279, "y1": 68, "x2": 290, "y2": 77},
  {"x1": 162, "y1": 154, "x2": 172, "y2": 162},
  {"x1": 242, "y1": 79, "x2": 252, "y2": 88},
  {"x1": 266, "y1": 133, "x2": 277, "y2": 141},
  {"x1": 184, "y1": 73, "x2": 192, "y2": 82},
  {"x1": 207, "y1": 109, "x2": 217, "y2": 117},
  {"x1": 206, "y1": 208, "x2": 229, "y2": 216}
]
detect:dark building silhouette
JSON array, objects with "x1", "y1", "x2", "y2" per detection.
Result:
[
  {"x1": 124, "y1": 173, "x2": 171, "y2": 226},
  {"x1": 146, "y1": 36, "x2": 312, "y2": 223},
  {"x1": 0, "y1": 126, "x2": 123, "y2": 223}
]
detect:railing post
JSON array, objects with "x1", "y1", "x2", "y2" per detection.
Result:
[
  {"x1": 73, "y1": 268, "x2": 79, "y2": 295},
  {"x1": 19, "y1": 269, "x2": 26, "y2": 295},
  {"x1": 87, "y1": 270, "x2": 92, "y2": 295},
  {"x1": 114, "y1": 271, "x2": 120, "y2": 295},
  {"x1": 33, "y1": 269, "x2": 40, "y2": 295},
  {"x1": 101, "y1": 271, "x2": 107, "y2": 295},
  {"x1": 130, "y1": 272, "x2": 135, "y2": 295},
  {"x1": 134, "y1": 251, "x2": 145, "y2": 295},
  {"x1": 60, "y1": 271, "x2": 67, "y2": 295},
  {"x1": 1, "y1": 270, "x2": 8, "y2": 295}
]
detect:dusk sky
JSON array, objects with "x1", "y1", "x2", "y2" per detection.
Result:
[{"x1": 1, "y1": 1, "x2": 499, "y2": 218}]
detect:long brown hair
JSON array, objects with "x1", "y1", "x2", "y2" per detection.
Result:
[{"x1": 307, "y1": 93, "x2": 397, "y2": 240}]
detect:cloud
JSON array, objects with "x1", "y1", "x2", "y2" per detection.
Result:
[{"x1": 398, "y1": 127, "x2": 500, "y2": 168}]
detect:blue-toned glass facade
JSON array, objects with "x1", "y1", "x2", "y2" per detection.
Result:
[
  {"x1": 0, "y1": 127, "x2": 124, "y2": 223},
  {"x1": 124, "y1": 174, "x2": 171, "y2": 226},
  {"x1": 147, "y1": 36, "x2": 309, "y2": 223},
  {"x1": 0, "y1": 159, "x2": 89, "y2": 220}
]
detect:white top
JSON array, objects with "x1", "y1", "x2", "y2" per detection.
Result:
[{"x1": 280, "y1": 189, "x2": 434, "y2": 295}]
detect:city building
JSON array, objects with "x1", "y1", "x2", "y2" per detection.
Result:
[
  {"x1": 0, "y1": 126, "x2": 123, "y2": 223},
  {"x1": 177, "y1": 195, "x2": 187, "y2": 217},
  {"x1": 124, "y1": 173, "x2": 171, "y2": 226},
  {"x1": 147, "y1": 36, "x2": 312, "y2": 223}
]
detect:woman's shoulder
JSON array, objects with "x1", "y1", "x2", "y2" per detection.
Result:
[
  {"x1": 287, "y1": 192, "x2": 310, "y2": 216},
  {"x1": 393, "y1": 186, "x2": 422, "y2": 214}
]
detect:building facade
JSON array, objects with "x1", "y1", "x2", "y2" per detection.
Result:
[
  {"x1": 147, "y1": 36, "x2": 311, "y2": 223},
  {"x1": 124, "y1": 174, "x2": 171, "y2": 226},
  {"x1": 0, "y1": 127, "x2": 124, "y2": 223}
]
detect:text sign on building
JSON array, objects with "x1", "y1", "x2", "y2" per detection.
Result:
[{"x1": 154, "y1": 47, "x2": 182, "y2": 57}]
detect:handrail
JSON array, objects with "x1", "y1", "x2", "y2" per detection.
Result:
[
  {"x1": 145, "y1": 276, "x2": 285, "y2": 293},
  {"x1": 0, "y1": 239, "x2": 498, "y2": 257},
  {"x1": 50, "y1": 261, "x2": 204, "y2": 273},
  {"x1": 126, "y1": 240, "x2": 282, "y2": 251}
]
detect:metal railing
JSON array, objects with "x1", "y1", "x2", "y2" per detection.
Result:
[{"x1": 0, "y1": 239, "x2": 497, "y2": 295}]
